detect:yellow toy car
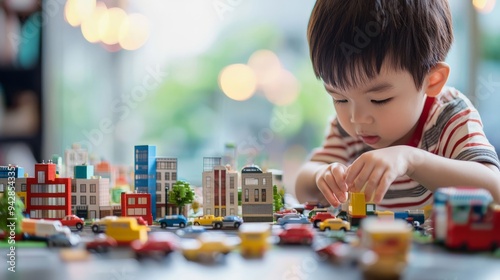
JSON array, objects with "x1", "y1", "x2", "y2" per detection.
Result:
[
  {"x1": 193, "y1": 215, "x2": 224, "y2": 227},
  {"x1": 181, "y1": 233, "x2": 237, "y2": 262},
  {"x1": 319, "y1": 218, "x2": 351, "y2": 231}
]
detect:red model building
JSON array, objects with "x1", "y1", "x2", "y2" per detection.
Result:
[
  {"x1": 121, "y1": 192, "x2": 153, "y2": 225},
  {"x1": 26, "y1": 163, "x2": 72, "y2": 219}
]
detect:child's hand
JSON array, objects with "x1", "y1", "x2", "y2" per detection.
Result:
[
  {"x1": 315, "y1": 162, "x2": 349, "y2": 207},
  {"x1": 345, "y1": 146, "x2": 414, "y2": 203}
]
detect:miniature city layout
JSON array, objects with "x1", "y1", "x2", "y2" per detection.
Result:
[{"x1": 1, "y1": 144, "x2": 500, "y2": 279}]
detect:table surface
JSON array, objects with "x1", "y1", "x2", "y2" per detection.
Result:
[{"x1": 2, "y1": 234, "x2": 500, "y2": 280}]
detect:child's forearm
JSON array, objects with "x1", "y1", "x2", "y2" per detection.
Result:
[
  {"x1": 295, "y1": 161, "x2": 329, "y2": 204},
  {"x1": 408, "y1": 149, "x2": 500, "y2": 202}
]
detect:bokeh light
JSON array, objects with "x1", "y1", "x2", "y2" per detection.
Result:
[
  {"x1": 119, "y1": 13, "x2": 150, "y2": 50},
  {"x1": 64, "y1": 0, "x2": 96, "y2": 27},
  {"x1": 262, "y1": 70, "x2": 300, "y2": 106},
  {"x1": 98, "y1": 7, "x2": 127, "y2": 45},
  {"x1": 473, "y1": 0, "x2": 496, "y2": 13},
  {"x1": 248, "y1": 49, "x2": 282, "y2": 87},
  {"x1": 81, "y1": 2, "x2": 107, "y2": 43},
  {"x1": 218, "y1": 64, "x2": 257, "y2": 101}
]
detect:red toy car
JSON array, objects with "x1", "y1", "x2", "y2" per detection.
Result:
[
  {"x1": 86, "y1": 234, "x2": 118, "y2": 253},
  {"x1": 310, "y1": 212, "x2": 336, "y2": 228},
  {"x1": 135, "y1": 217, "x2": 148, "y2": 226},
  {"x1": 315, "y1": 242, "x2": 375, "y2": 266},
  {"x1": 131, "y1": 232, "x2": 179, "y2": 259},
  {"x1": 277, "y1": 224, "x2": 315, "y2": 245},
  {"x1": 60, "y1": 215, "x2": 85, "y2": 231}
]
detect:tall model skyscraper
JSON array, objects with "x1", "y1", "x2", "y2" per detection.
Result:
[{"x1": 134, "y1": 145, "x2": 157, "y2": 219}]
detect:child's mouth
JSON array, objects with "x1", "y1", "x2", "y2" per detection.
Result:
[{"x1": 360, "y1": 135, "x2": 380, "y2": 145}]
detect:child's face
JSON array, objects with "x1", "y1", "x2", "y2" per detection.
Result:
[{"x1": 324, "y1": 65, "x2": 427, "y2": 149}]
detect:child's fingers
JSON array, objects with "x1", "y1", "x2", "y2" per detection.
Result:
[
  {"x1": 364, "y1": 168, "x2": 385, "y2": 203},
  {"x1": 348, "y1": 163, "x2": 374, "y2": 193},
  {"x1": 317, "y1": 175, "x2": 341, "y2": 207},
  {"x1": 325, "y1": 169, "x2": 347, "y2": 203},
  {"x1": 373, "y1": 172, "x2": 394, "y2": 203}
]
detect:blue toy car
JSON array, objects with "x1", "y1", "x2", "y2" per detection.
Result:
[{"x1": 157, "y1": 215, "x2": 188, "y2": 228}]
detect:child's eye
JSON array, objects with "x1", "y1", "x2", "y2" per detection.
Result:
[
  {"x1": 371, "y1": 98, "x2": 392, "y2": 105},
  {"x1": 333, "y1": 99, "x2": 348, "y2": 104}
]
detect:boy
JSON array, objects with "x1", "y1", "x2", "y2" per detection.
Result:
[{"x1": 295, "y1": 0, "x2": 500, "y2": 211}]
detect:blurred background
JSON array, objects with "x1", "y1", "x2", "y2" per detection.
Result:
[{"x1": 0, "y1": 0, "x2": 499, "y2": 193}]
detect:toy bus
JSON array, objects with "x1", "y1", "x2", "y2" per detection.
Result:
[{"x1": 433, "y1": 187, "x2": 500, "y2": 251}]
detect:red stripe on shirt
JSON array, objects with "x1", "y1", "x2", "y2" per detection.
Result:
[
  {"x1": 449, "y1": 132, "x2": 486, "y2": 158},
  {"x1": 442, "y1": 119, "x2": 481, "y2": 157},
  {"x1": 312, "y1": 152, "x2": 348, "y2": 163},
  {"x1": 437, "y1": 109, "x2": 472, "y2": 154},
  {"x1": 378, "y1": 192, "x2": 433, "y2": 209}
]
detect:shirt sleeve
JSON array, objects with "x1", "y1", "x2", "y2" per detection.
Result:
[
  {"x1": 437, "y1": 97, "x2": 500, "y2": 170},
  {"x1": 310, "y1": 118, "x2": 363, "y2": 164}
]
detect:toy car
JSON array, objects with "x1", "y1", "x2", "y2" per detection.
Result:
[
  {"x1": 277, "y1": 224, "x2": 315, "y2": 245},
  {"x1": 91, "y1": 216, "x2": 118, "y2": 233},
  {"x1": 181, "y1": 233, "x2": 237, "y2": 263},
  {"x1": 319, "y1": 218, "x2": 351, "y2": 231},
  {"x1": 238, "y1": 223, "x2": 271, "y2": 258},
  {"x1": 47, "y1": 232, "x2": 81, "y2": 247},
  {"x1": 157, "y1": 215, "x2": 187, "y2": 228},
  {"x1": 310, "y1": 212, "x2": 336, "y2": 228},
  {"x1": 276, "y1": 214, "x2": 311, "y2": 227},
  {"x1": 176, "y1": 226, "x2": 206, "y2": 238},
  {"x1": 131, "y1": 232, "x2": 179, "y2": 259},
  {"x1": 85, "y1": 234, "x2": 117, "y2": 253},
  {"x1": 193, "y1": 215, "x2": 224, "y2": 227},
  {"x1": 135, "y1": 217, "x2": 148, "y2": 226},
  {"x1": 60, "y1": 215, "x2": 85, "y2": 231},
  {"x1": 212, "y1": 215, "x2": 244, "y2": 229}
]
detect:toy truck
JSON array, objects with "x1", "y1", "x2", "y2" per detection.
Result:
[
  {"x1": 22, "y1": 219, "x2": 71, "y2": 238},
  {"x1": 193, "y1": 215, "x2": 224, "y2": 227}
]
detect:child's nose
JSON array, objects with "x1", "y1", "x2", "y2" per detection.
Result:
[{"x1": 350, "y1": 106, "x2": 372, "y2": 124}]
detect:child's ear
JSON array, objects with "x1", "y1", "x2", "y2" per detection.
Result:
[{"x1": 425, "y1": 62, "x2": 450, "y2": 97}]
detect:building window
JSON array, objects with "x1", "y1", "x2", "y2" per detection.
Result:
[
  {"x1": 172, "y1": 172, "x2": 177, "y2": 181},
  {"x1": 165, "y1": 183, "x2": 170, "y2": 189},
  {"x1": 165, "y1": 172, "x2": 170, "y2": 180},
  {"x1": 245, "y1": 178, "x2": 258, "y2": 185},
  {"x1": 245, "y1": 189, "x2": 249, "y2": 202},
  {"x1": 156, "y1": 183, "x2": 161, "y2": 192},
  {"x1": 71, "y1": 184, "x2": 76, "y2": 193},
  {"x1": 71, "y1": 196, "x2": 76, "y2": 205},
  {"x1": 21, "y1": 184, "x2": 27, "y2": 192},
  {"x1": 263, "y1": 178, "x2": 267, "y2": 185},
  {"x1": 90, "y1": 196, "x2": 96, "y2": 205},
  {"x1": 80, "y1": 196, "x2": 87, "y2": 205},
  {"x1": 262, "y1": 189, "x2": 266, "y2": 202},
  {"x1": 156, "y1": 195, "x2": 161, "y2": 203},
  {"x1": 157, "y1": 172, "x2": 161, "y2": 180},
  {"x1": 254, "y1": 189, "x2": 259, "y2": 202},
  {"x1": 230, "y1": 177, "x2": 234, "y2": 189},
  {"x1": 90, "y1": 184, "x2": 96, "y2": 193},
  {"x1": 128, "y1": 198, "x2": 135, "y2": 205},
  {"x1": 80, "y1": 184, "x2": 86, "y2": 193},
  {"x1": 230, "y1": 192, "x2": 234, "y2": 205},
  {"x1": 37, "y1": 171, "x2": 45, "y2": 183},
  {"x1": 138, "y1": 197, "x2": 147, "y2": 204}
]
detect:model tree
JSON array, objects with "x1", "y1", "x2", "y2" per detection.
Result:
[
  {"x1": 0, "y1": 193, "x2": 25, "y2": 236},
  {"x1": 273, "y1": 185, "x2": 283, "y2": 212},
  {"x1": 169, "y1": 181, "x2": 195, "y2": 216},
  {"x1": 191, "y1": 200, "x2": 201, "y2": 215}
]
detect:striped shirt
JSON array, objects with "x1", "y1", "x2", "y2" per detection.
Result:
[{"x1": 310, "y1": 87, "x2": 500, "y2": 211}]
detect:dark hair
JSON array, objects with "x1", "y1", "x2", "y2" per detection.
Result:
[{"x1": 307, "y1": 0, "x2": 453, "y2": 90}]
